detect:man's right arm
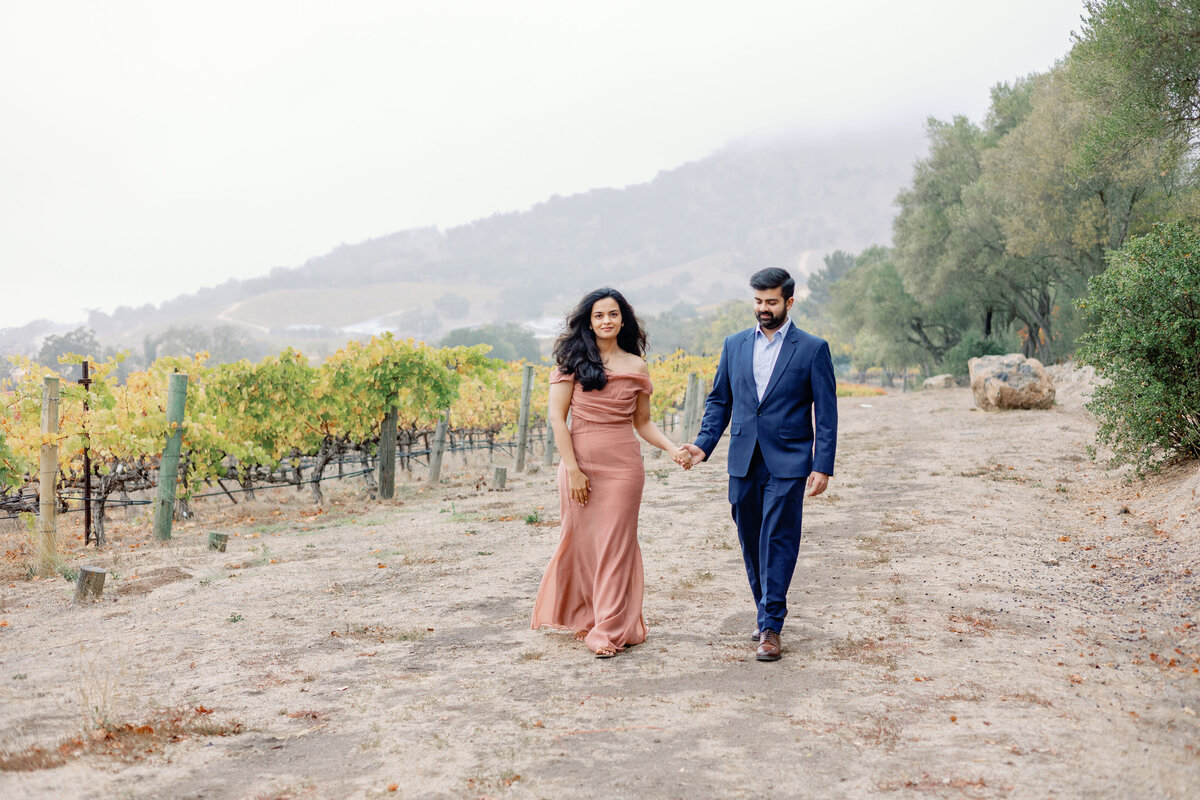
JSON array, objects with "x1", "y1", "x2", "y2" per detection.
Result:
[{"x1": 690, "y1": 336, "x2": 734, "y2": 462}]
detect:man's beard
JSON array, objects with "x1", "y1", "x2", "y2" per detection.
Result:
[{"x1": 757, "y1": 309, "x2": 787, "y2": 331}]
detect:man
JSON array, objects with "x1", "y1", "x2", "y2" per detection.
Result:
[{"x1": 681, "y1": 267, "x2": 837, "y2": 662}]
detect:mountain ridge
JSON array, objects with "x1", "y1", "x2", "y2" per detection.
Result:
[{"x1": 8, "y1": 125, "x2": 925, "y2": 357}]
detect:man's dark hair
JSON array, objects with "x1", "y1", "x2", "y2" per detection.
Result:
[{"x1": 749, "y1": 267, "x2": 795, "y2": 300}]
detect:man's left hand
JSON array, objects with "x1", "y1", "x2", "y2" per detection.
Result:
[{"x1": 805, "y1": 471, "x2": 829, "y2": 497}]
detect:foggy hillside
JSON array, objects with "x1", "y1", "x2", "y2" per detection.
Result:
[{"x1": 10, "y1": 126, "x2": 925, "y2": 354}]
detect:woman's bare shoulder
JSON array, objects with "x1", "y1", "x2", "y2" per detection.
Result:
[{"x1": 620, "y1": 355, "x2": 650, "y2": 375}]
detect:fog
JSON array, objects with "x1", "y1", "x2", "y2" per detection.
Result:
[{"x1": 0, "y1": 1, "x2": 1087, "y2": 327}]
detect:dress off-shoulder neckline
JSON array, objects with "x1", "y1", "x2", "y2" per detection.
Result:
[{"x1": 553, "y1": 369, "x2": 649, "y2": 379}]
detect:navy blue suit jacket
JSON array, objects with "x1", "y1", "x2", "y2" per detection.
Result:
[{"x1": 694, "y1": 322, "x2": 838, "y2": 479}]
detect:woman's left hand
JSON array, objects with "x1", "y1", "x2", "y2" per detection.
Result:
[{"x1": 669, "y1": 447, "x2": 692, "y2": 470}]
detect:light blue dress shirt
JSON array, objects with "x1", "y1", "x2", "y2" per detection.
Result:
[{"x1": 752, "y1": 317, "x2": 792, "y2": 402}]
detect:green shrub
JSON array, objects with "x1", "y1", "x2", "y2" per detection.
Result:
[
  {"x1": 1076, "y1": 221, "x2": 1200, "y2": 474},
  {"x1": 937, "y1": 332, "x2": 1015, "y2": 377}
]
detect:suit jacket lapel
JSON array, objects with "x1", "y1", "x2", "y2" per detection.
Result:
[
  {"x1": 738, "y1": 329, "x2": 756, "y2": 398},
  {"x1": 759, "y1": 324, "x2": 800, "y2": 405}
]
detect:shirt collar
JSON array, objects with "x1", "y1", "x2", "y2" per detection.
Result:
[{"x1": 754, "y1": 316, "x2": 792, "y2": 343}]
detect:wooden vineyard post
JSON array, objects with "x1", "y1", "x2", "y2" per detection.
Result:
[
  {"x1": 378, "y1": 406, "x2": 398, "y2": 499},
  {"x1": 493, "y1": 466, "x2": 507, "y2": 490},
  {"x1": 689, "y1": 372, "x2": 701, "y2": 441},
  {"x1": 543, "y1": 405, "x2": 556, "y2": 467},
  {"x1": 80, "y1": 360, "x2": 94, "y2": 545},
  {"x1": 37, "y1": 376, "x2": 60, "y2": 576},
  {"x1": 153, "y1": 373, "x2": 188, "y2": 541},
  {"x1": 514, "y1": 364, "x2": 534, "y2": 472},
  {"x1": 428, "y1": 411, "x2": 449, "y2": 484},
  {"x1": 679, "y1": 372, "x2": 699, "y2": 443},
  {"x1": 686, "y1": 372, "x2": 705, "y2": 441},
  {"x1": 72, "y1": 566, "x2": 106, "y2": 603}
]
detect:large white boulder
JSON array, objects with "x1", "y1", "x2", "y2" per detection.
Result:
[{"x1": 968, "y1": 354, "x2": 1055, "y2": 410}]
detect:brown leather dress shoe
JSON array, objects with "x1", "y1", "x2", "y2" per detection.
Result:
[{"x1": 756, "y1": 630, "x2": 782, "y2": 661}]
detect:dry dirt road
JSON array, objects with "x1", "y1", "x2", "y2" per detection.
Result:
[{"x1": 1, "y1": 384, "x2": 1198, "y2": 799}]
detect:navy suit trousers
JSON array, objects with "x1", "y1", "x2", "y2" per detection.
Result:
[{"x1": 729, "y1": 444, "x2": 806, "y2": 634}]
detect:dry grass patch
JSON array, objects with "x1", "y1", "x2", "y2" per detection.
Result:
[
  {"x1": 0, "y1": 706, "x2": 243, "y2": 772},
  {"x1": 116, "y1": 566, "x2": 193, "y2": 596},
  {"x1": 873, "y1": 772, "x2": 1003, "y2": 796},
  {"x1": 828, "y1": 635, "x2": 905, "y2": 669},
  {"x1": 332, "y1": 624, "x2": 430, "y2": 643},
  {"x1": 948, "y1": 612, "x2": 999, "y2": 636},
  {"x1": 959, "y1": 463, "x2": 1031, "y2": 485},
  {"x1": 1000, "y1": 691, "x2": 1054, "y2": 708},
  {"x1": 790, "y1": 713, "x2": 903, "y2": 750},
  {"x1": 851, "y1": 713, "x2": 903, "y2": 749},
  {"x1": 878, "y1": 514, "x2": 919, "y2": 533},
  {"x1": 876, "y1": 772, "x2": 1005, "y2": 796}
]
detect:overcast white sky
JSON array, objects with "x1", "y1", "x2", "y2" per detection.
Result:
[{"x1": 1, "y1": 1, "x2": 1088, "y2": 328}]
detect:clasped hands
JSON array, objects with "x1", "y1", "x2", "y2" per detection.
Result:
[
  {"x1": 667, "y1": 444, "x2": 831, "y2": 497},
  {"x1": 670, "y1": 443, "x2": 705, "y2": 470}
]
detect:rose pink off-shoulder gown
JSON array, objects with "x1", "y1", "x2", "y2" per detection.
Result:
[{"x1": 531, "y1": 369, "x2": 651, "y2": 654}]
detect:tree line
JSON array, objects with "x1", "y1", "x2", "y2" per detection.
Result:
[
  {"x1": 804, "y1": 0, "x2": 1200, "y2": 474},
  {"x1": 807, "y1": 0, "x2": 1200, "y2": 378}
]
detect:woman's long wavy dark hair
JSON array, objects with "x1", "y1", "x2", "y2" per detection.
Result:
[{"x1": 553, "y1": 287, "x2": 647, "y2": 391}]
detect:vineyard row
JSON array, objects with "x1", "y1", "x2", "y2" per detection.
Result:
[{"x1": 0, "y1": 335, "x2": 717, "y2": 544}]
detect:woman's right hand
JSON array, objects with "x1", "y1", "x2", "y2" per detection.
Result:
[{"x1": 568, "y1": 468, "x2": 590, "y2": 506}]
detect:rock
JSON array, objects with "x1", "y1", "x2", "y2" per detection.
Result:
[
  {"x1": 968, "y1": 354, "x2": 1056, "y2": 411},
  {"x1": 1044, "y1": 361, "x2": 1100, "y2": 409},
  {"x1": 923, "y1": 374, "x2": 956, "y2": 390}
]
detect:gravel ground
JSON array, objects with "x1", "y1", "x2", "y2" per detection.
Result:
[{"x1": 0, "y1": 384, "x2": 1197, "y2": 799}]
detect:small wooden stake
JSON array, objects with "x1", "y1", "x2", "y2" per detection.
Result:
[
  {"x1": 208, "y1": 532, "x2": 228, "y2": 552},
  {"x1": 73, "y1": 566, "x2": 106, "y2": 603},
  {"x1": 494, "y1": 467, "x2": 507, "y2": 490}
]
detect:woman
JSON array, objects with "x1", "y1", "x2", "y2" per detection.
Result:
[{"x1": 531, "y1": 288, "x2": 688, "y2": 657}]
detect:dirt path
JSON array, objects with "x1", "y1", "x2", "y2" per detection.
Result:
[{"x1": 1, "y1": 387, "x2": 1197, "y2": 799}]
